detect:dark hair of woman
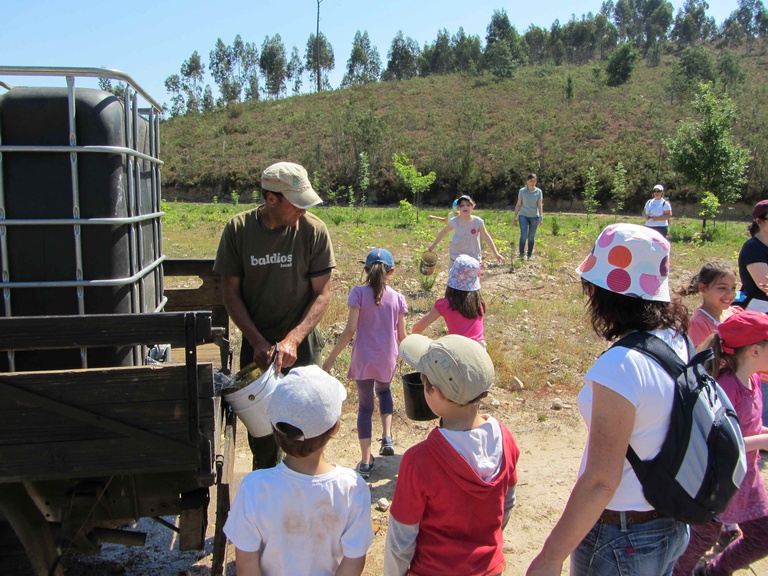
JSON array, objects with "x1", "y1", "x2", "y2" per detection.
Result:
[
  {"x1": 678, "y1": 261, "x2": 735, "y2": 297},
  {"x1": 748, "y1": 218, "x2": 764, "y2": 237},
  {"x1": 445, "y1": 286, "x2": 485, "y2": 319},
  {"x1": 272, "y1": 421, "x2": 336, "y2": 458},
  {"x1": 583, "y1": 281, "x2": 689, "y2": 341},
  {"x1": 364, "y1": 262, "x2": 389, "y2": 305}
]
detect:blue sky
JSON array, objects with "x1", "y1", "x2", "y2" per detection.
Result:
[{"x1": 1, "y1": 0, "x2": 739, "y2": 109}]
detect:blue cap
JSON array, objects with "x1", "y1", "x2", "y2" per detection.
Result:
[
  {"x1": 365, "y1": 248, "x2": 395, "y2": 271},
  {"x1": 452, "y1": 198, "x2": 459, "y2": 209}
]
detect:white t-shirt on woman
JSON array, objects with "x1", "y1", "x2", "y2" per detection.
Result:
[{"x1": 577, "y1": 328, "x2": 689, "y2": 511}]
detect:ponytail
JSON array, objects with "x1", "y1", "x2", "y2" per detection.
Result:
[
  {"x1": 705, "y1": 333, "x2": 740, "y2": 379},
  {"x1": 365, "y1": 262, "x2": 389, "y2": 305}
]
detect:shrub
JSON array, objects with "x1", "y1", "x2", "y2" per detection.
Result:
[{"x1": 397, "y1": 199, "x2": 416, "y2": 228}]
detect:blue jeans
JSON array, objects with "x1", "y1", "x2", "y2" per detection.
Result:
[
  {"x1": 518, "y1": 215, "x2": 540, "y2": 257},
  {"x1": 570, "y1": 514, "x2": 689, "y2": 576}
]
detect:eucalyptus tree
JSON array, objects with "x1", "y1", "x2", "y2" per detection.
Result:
[
  {"x1": 209, "y1": 35, "x2": 260, "y2": 106},
  {"x1": 305, "y1": 32, "x2": 335, "y2": 91},
  {"x1": 286, "y1": 47, "x2": 304, "y2": 96},
  {"x1": 671, "y1": 0, "x2": 716, "y2": 45},
  {"x1": 341, "y1": 30, "x2": 381, "y2": 87},
  {"x1": 164, "y1": 51, "x2": 207, "y2": 116},
  {"x1": 382, "y1": 31, "x2": 420, "y2": 80},
  {"x1": 452, "y1": 28, "x2": 483, "y2": 74},
  {"x1": 259, "y1": 34, "x2": 287, "y2": 99},
  {"x1": 485, "y1": 9, "x2": 528, "y2": 66}
]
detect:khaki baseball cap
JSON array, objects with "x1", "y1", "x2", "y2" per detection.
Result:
[
  {"x1": 399, "y1": 334, "x2": 494, "y2": 405},
  {"x1": 261, "y1": 161, "x2": 322, "y2": 209}
]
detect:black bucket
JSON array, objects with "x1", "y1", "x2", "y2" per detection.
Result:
[{"x1": 402, "y1": 372, "x2": 438, "y2": 421}]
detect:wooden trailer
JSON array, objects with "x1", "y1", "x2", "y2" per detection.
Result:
[{"x1": 0, "y1": 67, "x2": 237, "y2": 574}]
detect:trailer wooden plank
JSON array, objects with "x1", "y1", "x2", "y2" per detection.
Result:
[
  {"x1": 0, "y1": 400, "x2": 214, "y2": 445},
  {"x1": 0, "y1": 363, "x2": 217, "y2": 483},
  {"x1": 0, "y1": 311, "x2": 212, "y2": 351},
  {"x1": 0, "y1": 364, "x2": 213, "y2": 401},
  {"x1": 0, "y1": 438, "x2": 206, "y2": 483},
  {"x1": 162, "y1": 258, "x2": 217, "y2": 278}
]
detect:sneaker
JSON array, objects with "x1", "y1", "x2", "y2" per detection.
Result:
[
  {"x1": 693, "y1": 562, "x2": 710, "y2": 576},
  {"x1": 379, "y1": 436, "x2": 395, "y2": 456},
  {"x1": 717, "y1": 527, "x2": 742, "y2": 549},
  {"x1": 357, "y1": 457, "x2": 374, "y2": 478}
]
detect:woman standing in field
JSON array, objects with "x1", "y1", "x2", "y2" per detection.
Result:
[
  {"x1": 527, "y1": 223, "x2": 690, "y2": 576},
  {"x1": 642, "y1": 184, "x2": 672, "y2": 238},
  {"x1": 513, "y1": 174, "x2": 543, "y2": 260}
]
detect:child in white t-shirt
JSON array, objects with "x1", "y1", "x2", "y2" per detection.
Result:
[{"x1": 224, "y1": 365, "x2": 374, "y2": 576}]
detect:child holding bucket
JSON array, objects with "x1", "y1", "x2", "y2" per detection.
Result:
[
  {"x1": 427, "y1": 194, "x2": 506, "y2": 264},
  {"x1": 323, "y1": 248, "x2": 407, "y2": 478},
  {"x1": 224, "y1": 365, "x2": 374, "y2": 575},
  {"x1": 412, "y1": 255, "x2": 486, "y2": 344},
  {"x1": 384, "y1": 334, "x2": 520, "y2": 576}
]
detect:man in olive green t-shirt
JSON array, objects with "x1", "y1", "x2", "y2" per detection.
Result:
[{"x1": 214, "y1": 161, "x2": 335, "y2": 469}]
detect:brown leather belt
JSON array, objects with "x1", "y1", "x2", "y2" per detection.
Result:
[{"x1": 598, "y1": 509, "x2": 662, "y2": 525}]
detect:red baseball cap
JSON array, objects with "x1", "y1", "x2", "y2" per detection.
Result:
[{"x1": 717, "y1": 311, "x2": 768, "y2": 354}]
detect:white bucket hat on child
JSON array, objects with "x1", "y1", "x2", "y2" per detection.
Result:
[
  {"x1": 399, "y1": 334, "x2": 494, "y2": 405},
  {"x1": 447, "y1": 255, "x2": 481, "y2": 292},
  {"x1": 267, "y1": 365, "x2": 347, "y2": 439},
  {"x1": 261, "y1": 161, "x2": 322, "y2": 209},
  {"x1": 576, "y1": 222, "x2": 670, "y2": 302}
]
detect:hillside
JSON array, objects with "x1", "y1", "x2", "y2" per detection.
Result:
[{"x1": 160, "y1": 45, "x2": 768, "y2": 211}]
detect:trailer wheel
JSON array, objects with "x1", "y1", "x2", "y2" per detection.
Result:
[{"x1": 0, "y1": 483, "x2": 64, "y2": 576}]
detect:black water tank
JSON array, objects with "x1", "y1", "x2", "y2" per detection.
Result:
[{"x1": 0, "y1": 86, "x2": 162, "y2": 370}]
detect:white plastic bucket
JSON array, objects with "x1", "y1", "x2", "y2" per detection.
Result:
[{"x1": 224, "y1": 363, "x2": 280, "y2": 437}]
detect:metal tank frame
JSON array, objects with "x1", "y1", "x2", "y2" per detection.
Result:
[{"x1": 0, "y1": 66, "x2": 166, "y2": 369}]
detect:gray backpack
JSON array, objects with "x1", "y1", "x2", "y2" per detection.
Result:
[{"x1": 611, "y1": 332, "x2": 747, "y2": 525}]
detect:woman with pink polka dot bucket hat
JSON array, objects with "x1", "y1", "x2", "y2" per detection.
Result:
[
  {"x1": 577, "y1": 222, "x2": 671, "y2": 301},
  {"x1": 530, "y1": 222, "x2": 690, "y2": 575}
]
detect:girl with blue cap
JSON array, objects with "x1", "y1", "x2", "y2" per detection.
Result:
[{"x1": 323, "y1": 248, "x2": 407, "y2": 478}]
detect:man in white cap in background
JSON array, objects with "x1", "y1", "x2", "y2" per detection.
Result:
[{"x1": 214, "y1": 161, "x2": 335, "y2": 469}]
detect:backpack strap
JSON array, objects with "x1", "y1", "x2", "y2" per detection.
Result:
[
  {"x1": 610, "y1": 331, "x2": 690, "y2": 378},
  {"x1": 609, "y1": 332, "x2": 695, "y2": 468}
]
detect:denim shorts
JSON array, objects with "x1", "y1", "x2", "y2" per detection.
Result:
[{"x1": 570, "y1": 514, "x2": 689, "y2": 576}]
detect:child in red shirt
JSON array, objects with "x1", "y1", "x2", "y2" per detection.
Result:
[{"x1": 384, "y1": 334, "x2": 520, "y2": 576}]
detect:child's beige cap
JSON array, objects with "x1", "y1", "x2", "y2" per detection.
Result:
[{"x1": 399, "y1": 334, "x2": 494, "y2": 405}]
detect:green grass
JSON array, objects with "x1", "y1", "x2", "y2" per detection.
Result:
[{"x1": 163, "y1": 203, "x2": 751, "y2": 394}]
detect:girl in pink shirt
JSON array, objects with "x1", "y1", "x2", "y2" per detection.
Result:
[
  {"x1": 323, "y1": 249, "x2": 407, "y2": 478},
  {"x1": 681, "y1": 261, "x2": 743, "y2": 349},
  {"x1": 412, "y1": 255, "x2": 485, "y2": 344},
  {"x1": 674, "y1": 311, "x2": 768, "y2": 576}
]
